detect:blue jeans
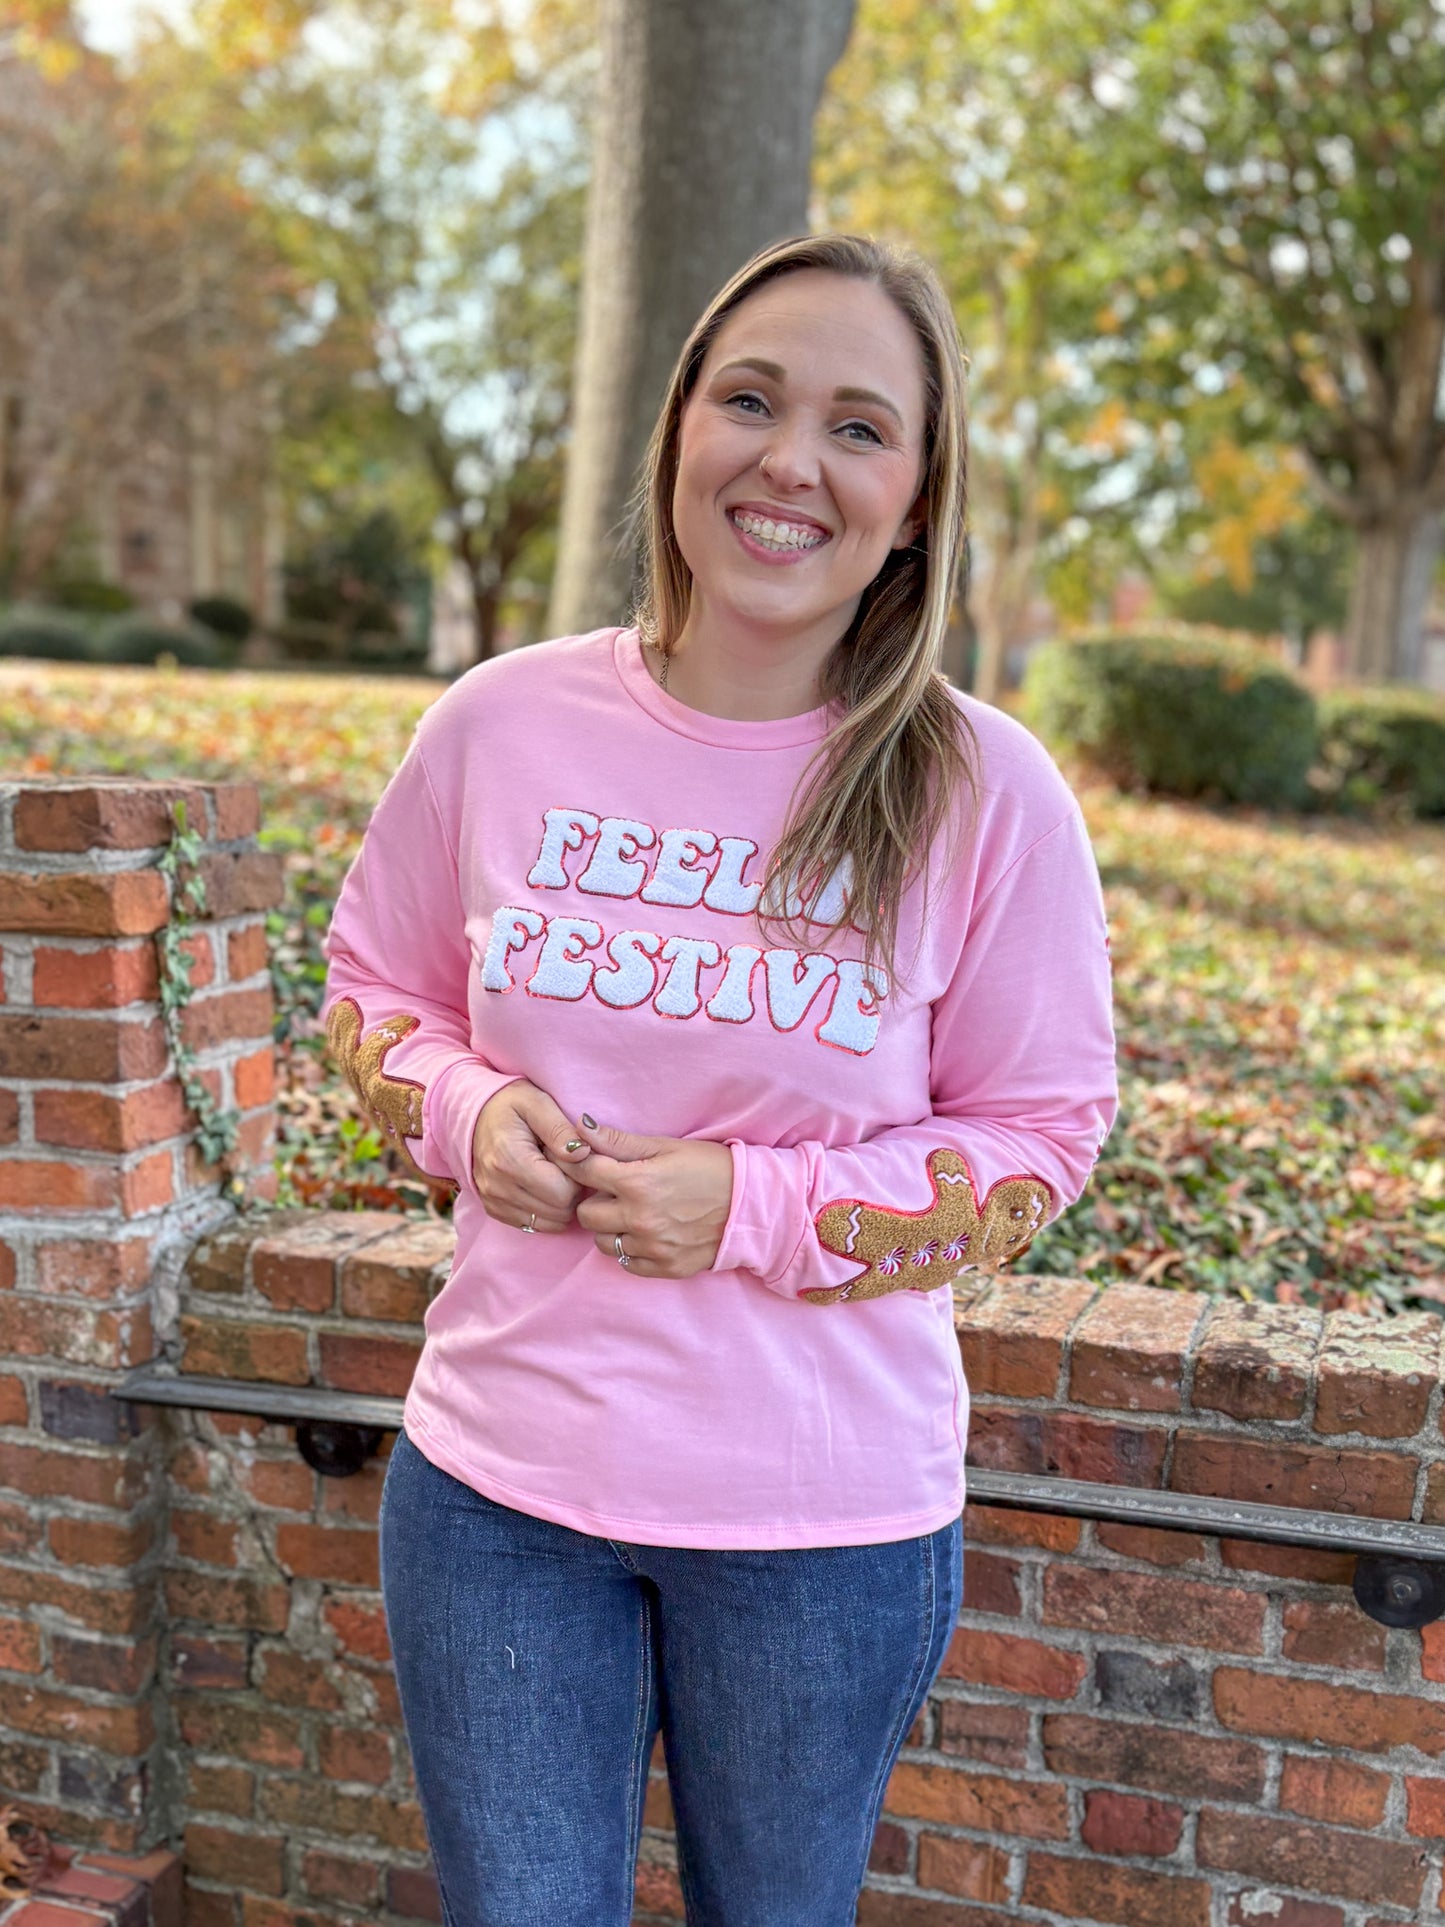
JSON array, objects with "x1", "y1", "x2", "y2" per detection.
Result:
[{"x1": 379, "y1": 1427, "x2": 963, "y2": 1926}]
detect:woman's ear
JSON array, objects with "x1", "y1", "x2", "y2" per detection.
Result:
[{"x1": 891, "y1": 490, "x2": 929, "y2": 551}]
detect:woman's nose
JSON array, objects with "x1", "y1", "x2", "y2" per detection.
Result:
[{"x1": 760, "y1": 426, "x2": 821, "y2": 490}]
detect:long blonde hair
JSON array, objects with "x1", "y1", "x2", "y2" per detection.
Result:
[{"x1": 630, "y1": 232, "x2": 976, "y2": 987}]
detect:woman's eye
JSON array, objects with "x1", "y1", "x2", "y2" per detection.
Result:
[
  {"x1": 839, "y1": 419, "x2": 885, "y2": 445},
  {"x1": 726, "y1": 392, "x2": 769, "y2": 416}
]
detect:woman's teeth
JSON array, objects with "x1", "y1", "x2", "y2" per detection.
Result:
[{"x1": 731, "y1": 511, "x2": 826, "y2": 552}]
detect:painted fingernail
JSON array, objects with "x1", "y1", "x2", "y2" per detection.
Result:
[
  {"x1": 581, "y1": 1114, "x2": 598, "y2": 1130},
  {"x1": 564, "y1": 1139, "x2": 584, "y2": 1153}
]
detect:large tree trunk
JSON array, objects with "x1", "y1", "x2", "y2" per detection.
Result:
[
  {"x1": 1341, "y1": 505, "x2": 1444, "y2": 685},
  {"x1": 547, "y1": 0, "x2": 857, "y2": 637}
]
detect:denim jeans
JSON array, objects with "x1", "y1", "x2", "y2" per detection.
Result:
[{"x1": 378, "y1": 1427, "x2": 964, "y2": 1927}]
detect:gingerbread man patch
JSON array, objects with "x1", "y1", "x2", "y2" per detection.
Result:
[
  {"x1": 807, "y1": 1149, "x2": 1051, "y2": 1306},
  {"x1": 325, "y1": 997, "x2": 428, "y2": 1171}
]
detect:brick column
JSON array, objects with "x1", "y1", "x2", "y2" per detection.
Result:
[{"x1": 0, "y1": 778, "x2": 282, "y2": 1854}]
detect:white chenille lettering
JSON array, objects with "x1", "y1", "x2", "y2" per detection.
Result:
[
  {"x1": 817, "y1": 959, "x2": 889, "y2": 1054},
  {"x1": 640, "y1": 828, "x2": 718, "y2": 908},
  {"x1": 762, "y1": 949, "x2": 838, "y2": 1030},
  {"x1": 654, "y1": 936, "x2": 722, "y2": 1018},
  {"x1": 705, "y1": 944, "x2": 761, "y2": 1023},
  {"x1": 526, "y1": 809, "x2": 600, "y2": 890},
  {"x1": 577, "y1": 817, "x2": 656, "y2": 899},
  {"x1": 525, "y1": 916, "x2": 603, "y2": 1001},
  {"x1": 703, "y1": 836, "x2": 763, "y2": 915},
  {"x1": 480, "y1": 906, "x2": 545, "y2": 992},
  {"x1": 591, "y1": 929, "x2": 663, "y2": 1009}
]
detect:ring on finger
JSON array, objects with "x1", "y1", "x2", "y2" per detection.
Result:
[
  {"x1": 614, "y1": 1234, "x2": 632, "y2": 1270},
  {"x1": 521, "y1": 1212, "x2": 536, "y2": 1234}
]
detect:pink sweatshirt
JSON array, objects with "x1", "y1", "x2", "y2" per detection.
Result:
[{"x1": 321, "y1": 625, "x2": 1117, "y2": 1548}]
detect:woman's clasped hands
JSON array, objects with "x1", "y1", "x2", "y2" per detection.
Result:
[{"x1": 469, "y1": 1081, "x2": 734, "y2": 1278}]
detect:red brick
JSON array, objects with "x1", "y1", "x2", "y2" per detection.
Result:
[
  {"x1": 961, "y1": 1549, "x2": 1020, "y2": 1616},
  {"x1": 0, "y1": 1091, "x2": 17, "y2": 1148},
  {"x1": 34, "y1": 1236, "x2": 152, "y2": 1300},
  {"x1": 1196, "y1": 1808, "x2": 1428, "y2": 1909},
  {"x1": 339, "y1": 1218, "x2": 455, "y2": 1322},
  {"x1": 1404, "y1": 1775, "x2": 1445, "y2": 1836},
  {"x1": 119, "y1": 1147, "x2": 174, "y2": 1216},
  {"x1": 0, "y1": 1563, "x2": 154, "y2": 1636},
  {"x1": 955, "y1": 1276, "x2": 1096, "y2": 1398},
  {"x1": 1043, "y1": 1565, "x2": 1266, "y2": 1653},
  {"x1": 174, "y1": 1696, "x2": 305, "y2": 1770},
  {"x1": 273, "y1": 1522, "x2": 379, "y2": 1588},
  {"x1": 1081, "y1": 1788, "x2": 1184, "y2": 1857},
  {"x1": 634, "y1": 1857, "x2": 687, "y2": 1921},
  {"x1": 1170, "y1": 1432, "x2": 1417, "y2": 1519},
  {"x1": 178, "y1": 986, "x2": 275, "y2": 1055},
  {"x1": 1022, "y1": 1854, "x2": 1210, "y2": 1927},
  {"x1": 1095, "y1": 1521, "x2": 1207, "y2": 1565},
  {"x1": 256, "y1": 1647, "x2": 344, "y2": 1711},
  {"x1": 915, "y1": 1833, "x2": 1010, "y2": 1902},
  {"x1": 13, "y1": 781, "x2": 211, "y2": 851},
  {"x1": 0, "y1": 1158, "x2": 118, "y2": 1212},
  {"x1": 321, "y1": 1597, "x2": 391, "y2": 1665},
  {"x1": 192, "y1": 849, "x2": 285, "y2": 918},
  {"x1": 0, "y1": 1440, "x2": 147, "y2": 1509},
  {"x1": 316, "y1": 1329, "x2": 421, "y2": 1397},
  {"x1": 1069, "y1": 1283, "x2": 1205, "y2": 1411},
  {"x1": 0, "y1": 1296, "x2": 150, "y2": 1369},
  {"x1": 164, "y1": 1570, "x2": 289, "y2": 1634},
  {"x1": 178, "y1": 1315, "x2": 309, "y2": 1385},
  {"x1": 237, "y1": 1458, "x2": 315, "y2": 1512},
  {"x1": 1282, "y1": 1598, "x2": 1387, "y2": 1671},
  {"x1": 856, "y1": 1899, "x2": 1014, "y2": 1927},
  {"x1": 0, "y1": 1011, "x2": 168, "y2": 1082},
  {"x1": 36, "y1": 1865, "x2": 146, "y2": 1909},
  {"x1": 183, "y1": 1824, "x2": 285, "y2": 1895},
  {"x1": 300, "y1": 1847, "x2": 380, "y2": 1907},
  {"x1": 941, "y1": 1628, "x2": 1086, "y2": 1700},
  {"x1": 211, "y1": 785, "x2": 261, "y2": 841},
  {"x1": 0, "y1": 870, "x2": 171, "y2": 937},
  {"x1": 47, "y1": 1515, "x2": 155, "y2": 1570},
  {"x1": 1220, "y1": 1539, "x2": 1356, "y2": 1586},
  {"x1": 0, "y1": 1377, "x2": 25, "y2": 1429},
  {"x1": 172, "y1": 1509, "x2": 240, "y2": 1568},
  {"x1": 1280, "y1": 1754, "x2": 1389, "y2": 1828},
  {"x1": 256, "y1": 1777, "x2": 428, "y2": 1854},
  {"x1": 1214, "y1": 1666, "x2": 1445, "y2": 1755},
  {"x1": 233, "y1": 1047, "x2": 275, "y2": 1109},
  {"x1": 0, "y1": 1494, "x2": 41, "y2": 1552},
  {"x1": 320, "y1": 1460, "x2": 384, "y2": 1526},
  {"x1": 1191, "y1": 1300, "x2": 1320, "y2": 1421},
  {"x1": 967, "y1": 1406, "x2": 1168, "y2": 1486},
  {"x1": 935, "y1": 1699, "x2": 1029, "y2": 1768},
  {"x1": 964, "y1": 1502, "x2": 1080, "y2": 1552},
  {"x1": 252, "y1": 1213, "x2": 397, "y2": 1315},
  {"x1": 172, "y1": 1633, "x2": 249, "y2": 1691},
  {"x1": 4, "y1": 1682, "x2": 153, "y2": 1752},
  {"x1": 188, "y1": 1761, "x2": 256, "y2": 1817},
  {"x1": 32, "y1": 942, "x2": 158, "y2": 1008},
  {"x1": 884, "y1": 1762, "x2": 1069, "y2": 1838},
  {"x1": 1042, "y1": 1713, "x2": 1266, "y2": 1800},
  {"x1": 227, "y1": 922, "x2": 271, "y2": 981},
  {"x1": 0, "y1": 1611, "x2": 43, "y2": 1672},
  {"x1": 1313, "y1": 1308, "x2": 1440, "y2": 1438},
  {"x1": 1225, "y1": 1898, "x2": 1344, "y2": 1927},
  {"x1": 50, "y1": 1632, "x2": 157, "y2": 1696},
  {"x1": 32, "y1": 1078, "x2": 217, "y2": 1155},
  {"x1": 317, "y1": 1725, "x2": 391, "y2": 1785}
]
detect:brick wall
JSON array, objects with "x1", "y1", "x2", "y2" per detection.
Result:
[
  {"x1": 4, "y1": 777, "x2": 1444, "y2": 1927},
  {"x1": 0, "y1": 779, "x2": 280, "y2": 1867}
]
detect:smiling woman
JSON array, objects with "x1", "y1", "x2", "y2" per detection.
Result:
[{"x1": 320, "y1": 232, "x2": 1118, "y2": 1925}]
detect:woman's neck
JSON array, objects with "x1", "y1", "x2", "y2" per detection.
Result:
[{"x1": 651, "y1": 602, "x2": 848, "y2": 721}]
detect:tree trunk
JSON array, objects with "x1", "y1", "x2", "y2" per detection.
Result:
[
  {"x1": 547, "y1": 0, "x2": 857, "y2": 637},
  {"x1": 1341, "y1": 505, "x2": 1444, "y2": 684}
]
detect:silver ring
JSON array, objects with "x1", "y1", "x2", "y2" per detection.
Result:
[
  {"x1": 614, "y1": 1234, "x2": 632, "y2": 1269},
  {"x1": 522, "y1": 1213, "x2": 536, "y2": 1235}
]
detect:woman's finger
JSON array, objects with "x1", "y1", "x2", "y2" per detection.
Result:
[
  {"x1": 594, "y1": 1231, "x2": 662, "y2": 1277},
  {"x1": 575, "y1": 1192, "x2": 626, "y2": 1237}
]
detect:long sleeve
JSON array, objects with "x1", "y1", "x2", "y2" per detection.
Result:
[
  {"x1": 321, "y1": 725, "x2": 520, "y2": 1197},
  {"x1": 713, "y1": 805, "x2": 1118, "y2": 1305}
]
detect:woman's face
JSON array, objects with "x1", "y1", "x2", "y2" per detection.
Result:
[{"x1": 672, "y1": 268, "x2": 929, "y2": 656}]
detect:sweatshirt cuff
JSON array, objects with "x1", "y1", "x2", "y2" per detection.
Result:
[
  {"x1": 713, "y1": 1140, "x2": 808, "y2": 1286},
  {"x1": 423, "y1": 1058, "x2": 525, "y2": 1198}
]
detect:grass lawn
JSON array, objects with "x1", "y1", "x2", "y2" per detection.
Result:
[{"x1": 4, "y1": 658, "x2": 1442, "y2": 1313}]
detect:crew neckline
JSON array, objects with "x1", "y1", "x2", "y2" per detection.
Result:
[{"x1": 611, "y1": 626, "x2": 837, "y2": 750}]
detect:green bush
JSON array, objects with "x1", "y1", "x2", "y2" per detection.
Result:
[
  {"x1": 1316, "y1": 684, "x2": 1445, "y2": 817},
  {"x1": 0, "y1": 607, "x2": 93, "y2": 661},
  {"x1": 95, "y1": 615, "x2": 236, "y2": 669},
  {"x1": 1023, "y1": 627, "x2": 1319, "y2": 808},
  {"x1": 189, "y1": 594, "x2": 254, "y2": 643},
  {"x1": 48, "y1": 577, "x2": 135, "y2": 616}
]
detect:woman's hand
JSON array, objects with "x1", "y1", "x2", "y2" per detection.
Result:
[
  {"x1": 562, "y1": 1117, "x2": 734, "y2": 1278},
  {"x1": 471, "y1": 1081, "x2": 591, "y2": 1233}
]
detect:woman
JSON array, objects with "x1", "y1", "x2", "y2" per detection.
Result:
[{"x1": 322, "y1": 232, "x2": 1117, "y2": 1927}]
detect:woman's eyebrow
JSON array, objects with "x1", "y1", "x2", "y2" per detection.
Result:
[{"x1": 714, "y1": 359, "x2": 905, "y2": 430}]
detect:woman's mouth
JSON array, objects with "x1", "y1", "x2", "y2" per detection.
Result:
[{"x1": 728, "y1": 508, "x2": 830, "y2": 556}]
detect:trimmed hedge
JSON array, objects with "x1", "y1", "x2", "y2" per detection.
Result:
[
  {"x1": 189, "y1": 594, "x2": 254, "y2": 643},
  {"x1": 95, "y1": 615, "x2": 236, "y2": 668},
  {"x1": 0, "y1": 608, "x2": 92, "y2": 661},
  {"x1": 1316, "y1": 684, "x2": 1445, "y2": 817},
  {"x1": 1023, "y1": 628, "x2": 1319, "y2": 808}
]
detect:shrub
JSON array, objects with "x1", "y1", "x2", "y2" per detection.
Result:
[
  {"x1": 189, "y1": 594, "x2": 254, "y2": 643},
  {"x1": 1023, "y1": 627, "x2": 1319, "y2": 808},
  {"x1": 0, "y1": 607, "x2": 93, "y2": 661},
  {"x1": 48, "y1": 577, "x2": 135, "y2": 615},
  {"x1": 95, "y1": 615, "x2": 236, "y2": 669},
  {"x1": 1315, "y1": 684, "x2": 1445, "y2": 817}
]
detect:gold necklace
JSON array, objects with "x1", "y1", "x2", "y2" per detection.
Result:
[{"x1": 655, "y1": 646, "x2": 670, "y2": 693}]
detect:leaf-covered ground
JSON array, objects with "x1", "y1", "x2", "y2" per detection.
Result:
[{"x1": 4, "y1": 659, "x2": 1441, "y2": 1311}]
